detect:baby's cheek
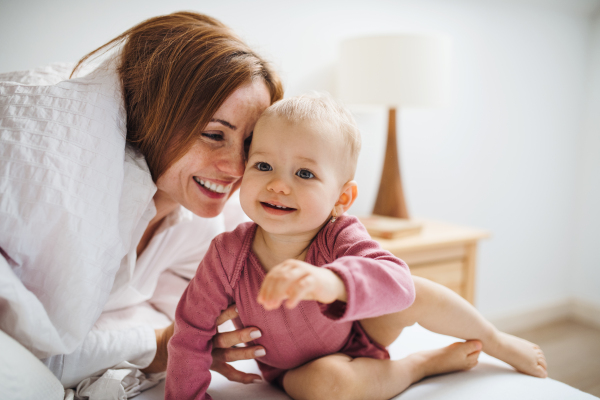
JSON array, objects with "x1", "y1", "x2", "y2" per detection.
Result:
[
  {"x1": 308, "y1": 193, "x2": 335, "y2": 218},
  {"x1": 238, "y1": 182, "x2": 255, "y2": 216}
]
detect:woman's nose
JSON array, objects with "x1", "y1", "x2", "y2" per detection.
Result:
[{"x1": 215, "y1": 146, "x2": 245, "y2": 178}]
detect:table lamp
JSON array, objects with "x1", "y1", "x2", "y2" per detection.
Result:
[{"x1": 338, "y1": 34, "x2": 451, "y2": 219}]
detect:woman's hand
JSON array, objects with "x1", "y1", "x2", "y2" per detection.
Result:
[
  {"x1": 142, "y1": 305, "x2": 265, "y2": 383},
  {"x1": 141, "y1": 323, "x2": 174, "y2": 374},
  {"x1": 210, "y1": 305, "x2": 265, "y2": 384},
  {"x1": 258, "y1": 259, "x2": 347, "y2": 310}
]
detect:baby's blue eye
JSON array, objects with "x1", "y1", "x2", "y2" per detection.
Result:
[
  {"x1": 256, "y1": 162, "x2": 272, "y2": 172},
  {"x1": 296, "y1": 169, "x2": 314, "y2": 179}
]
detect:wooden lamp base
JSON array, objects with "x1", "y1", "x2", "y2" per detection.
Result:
[
  {"x1": 372, "y1": 107, "x2": 409, "y2": 219},
  {"x1": 361, "y1": 107, "x2": 423, "y2": 239}
]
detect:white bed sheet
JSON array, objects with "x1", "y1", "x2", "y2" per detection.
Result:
[{"x1": 138, "y1": 324, "x2": 598, "y2": 400}]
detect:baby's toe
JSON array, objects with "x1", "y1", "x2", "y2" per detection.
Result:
[
  {"x1": 535, "y1": 349, "x2": 547, "y2": 368},
  {"x1": 463, "y1": 340, "x2": 483, "y2": 355},
  {"x1": 465, "y1": 352, "x2": 480, "y2": 369},
  {"x1": 535, "y1": 364, "x2": 548, "y2": 378}
]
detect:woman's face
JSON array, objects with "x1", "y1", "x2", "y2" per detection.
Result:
[{"x1": 156, "y1": 80, "x2": 272, "y2": 218}]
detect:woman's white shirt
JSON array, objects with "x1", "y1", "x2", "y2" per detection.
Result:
[
  {"x1": 54, "y1": 193, "x2": 247, "y2": 388},
  {"x1": 0, "y1": 60, "x2": 249, "y2": 387}
]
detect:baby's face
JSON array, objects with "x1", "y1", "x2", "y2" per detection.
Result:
[{"x1": 240, "y1": 116, "x2": 346, "y2": 237}]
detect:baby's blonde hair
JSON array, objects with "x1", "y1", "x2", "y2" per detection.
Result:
[{"x1": 260, "y1": 92, "x2": 362, "y2": 180}]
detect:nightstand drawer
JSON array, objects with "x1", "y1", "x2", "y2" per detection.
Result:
[
  {"x1": 374, "y1": 220, "x2": 489, "y2": 304},
  {"x1": 409, "y1": 260, "x2": 464, "y2": 295},
  {"x1": 392, "y1": 245, "x2": 465, "y2": 266}
]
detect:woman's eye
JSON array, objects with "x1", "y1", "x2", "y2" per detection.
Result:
[
  {"x1": 255, "y1": 162, "x2": 272, "y2": 172},
  {"x1": 202, "y1": 132, "x2": 224, "y2": 141},
  {"x1": 296, "y1": 169, "x2": 314, "y2": 179}
]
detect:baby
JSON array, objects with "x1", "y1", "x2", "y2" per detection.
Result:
[{"x1": 165, "y1": 93, "x2": 547, "y2": 400}]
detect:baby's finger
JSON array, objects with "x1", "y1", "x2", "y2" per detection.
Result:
[
  {"x1": 261, "y1": 276, "x2": 307, "y2": 310},
  {"x1": 257, "y1": 276, "x2": 282, "y2": 308},
  {"x1": 285, "y1": 276, "x2": 315, "y2": 309},
  {"x1": 259, "y1": 289, "x2": 287, "y2": 310},
  {"x1": 258, "y1": 265, "x2": 288, "y2": 300},
  {"x1": 259, "y1": 269, "x2": 297, "y2": 309}
]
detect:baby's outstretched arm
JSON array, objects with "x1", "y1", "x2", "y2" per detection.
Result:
[{"x1": 258, "y1": 259, "x2": 347, "y2": 310}]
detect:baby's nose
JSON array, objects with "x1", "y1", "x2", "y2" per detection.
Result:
[{"x1": 267, "y1": 176, "x2": 291, "y2": 194}]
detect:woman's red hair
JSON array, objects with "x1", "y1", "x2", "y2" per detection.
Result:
[{"x1": 73, "y1": 12, "x2": 283, "y2": 180}]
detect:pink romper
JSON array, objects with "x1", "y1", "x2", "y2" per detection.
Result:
[{"x1": 166, "y1": 215, "x2": 415, "y2": 400}]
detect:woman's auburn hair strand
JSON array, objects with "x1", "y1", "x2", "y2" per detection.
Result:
[{"x1": 72, "y1": 11, "x2": 283, "y2": 181}]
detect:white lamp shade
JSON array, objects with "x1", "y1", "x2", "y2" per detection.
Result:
[{"x1": 338, "y1": 34, "x2": 452, "y2": 108}]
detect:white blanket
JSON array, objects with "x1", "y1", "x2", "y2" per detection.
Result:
[{"x1": 138, "y1": 324, "x2": 598, "y2": 400}]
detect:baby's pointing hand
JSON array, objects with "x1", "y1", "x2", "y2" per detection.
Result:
[{"x1": 257, "y1": 259, "x2": 347, "y2": 310}]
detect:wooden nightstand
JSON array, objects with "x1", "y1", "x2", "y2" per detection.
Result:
[{"x1": 373, "y1": 220, "x2": 489, "y2": 304}]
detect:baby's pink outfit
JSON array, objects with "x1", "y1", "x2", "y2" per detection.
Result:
[{"x1": 166, "y1": 215, "x2": 415, "y2": 400}]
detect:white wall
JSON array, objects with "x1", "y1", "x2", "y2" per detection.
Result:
[
  {"x1": 1, "y1": 0, "x2": 598, "y2": 320},
  {"x1": 572, "y1": 12, "x2": 600, "y2": 307}
]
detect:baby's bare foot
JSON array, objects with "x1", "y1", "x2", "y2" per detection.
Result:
[
  {"x1": 486, "y1": 332, "x2": 547, "y2": 378},
  {"x1": 411, "y1": 340, "x2": 482, "y2": 381}
]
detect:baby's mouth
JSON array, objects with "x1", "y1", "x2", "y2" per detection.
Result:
[
  {"x1": 261, "y1": 202, "x2": 296, "y2": 211},
  {"x1": 193, "y1": 177, "x2": 231, "y2": 194}
]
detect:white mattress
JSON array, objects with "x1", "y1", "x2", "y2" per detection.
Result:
[{"x1": 138, "y1": 323, "x2": 598, "y2": 400}]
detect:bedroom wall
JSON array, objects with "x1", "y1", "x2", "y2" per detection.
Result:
[
  {"x1": 572, "y1": 12, "x2": 600, "y2": 311},
  {"x1": 1, "y1": 0, "x2": 598, "y2": 323}
]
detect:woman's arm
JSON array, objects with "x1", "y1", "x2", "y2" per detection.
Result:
[
  {"x1": 50, "y1": 326, "x2": 156, "y2": 388},
  {"x1": 209, "y1": 305, "x2": 264, "y2": 383},
  {"x1": 143, "y1": 306, "x2": 264, "y2": 384}
]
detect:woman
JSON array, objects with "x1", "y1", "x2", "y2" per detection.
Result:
[{"x1": 0, "y1": 11, "x2": 283, "y2": 392}]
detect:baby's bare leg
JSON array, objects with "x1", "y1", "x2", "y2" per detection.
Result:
[
  {"x1": 283, "y1": 341, "x2": 481, "y2": 400},
  {"x1": 360, "y1": 276, "x2": 547, "y2": 378}
]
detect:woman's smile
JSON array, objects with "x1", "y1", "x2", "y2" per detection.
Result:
[{"x1": 193, "y1": 176, "x2": 233, "y2": 197}]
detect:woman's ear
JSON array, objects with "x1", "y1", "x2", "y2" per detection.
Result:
[{"x1": 334, "y1": 181, "x2": 358, "y2": 215}]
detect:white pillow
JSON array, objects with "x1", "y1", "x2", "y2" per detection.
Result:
[{"x1": 0, "y1": 330, "x2": 64, "y2": 400}]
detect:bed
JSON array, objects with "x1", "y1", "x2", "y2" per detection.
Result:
[
  {"x1": 136, "y1": 323, "x2": 597, "y2": 400},
  {"x1": 1, "y1": 323, "x2": 596, "y2": 400}
]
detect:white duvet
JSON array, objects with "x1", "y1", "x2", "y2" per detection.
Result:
[
  {"x1": 0, "y1": 59, "x2": 148, "y2": 358},
  {"x1": 139, "y1": 324, "x2": 599, "y2": 400}
]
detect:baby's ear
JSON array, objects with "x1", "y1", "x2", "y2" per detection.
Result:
[{"x1": 335, "y1": 181, "x2": 358, "y2": 214}]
